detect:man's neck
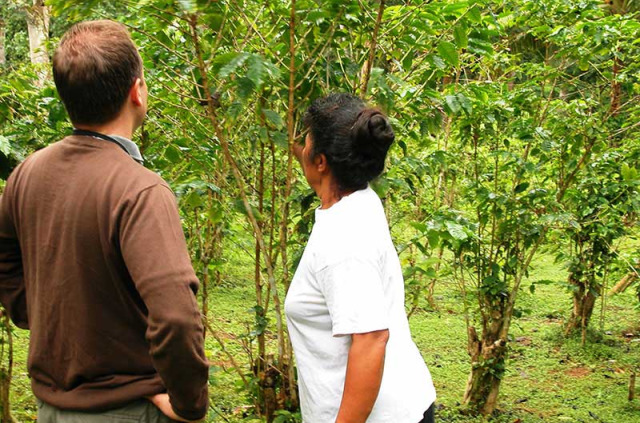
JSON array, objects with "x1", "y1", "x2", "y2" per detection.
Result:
[{"x1": 74, "y1": 118, "x2": 136, "y2": 141}]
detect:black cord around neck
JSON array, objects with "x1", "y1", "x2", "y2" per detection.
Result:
[{"x1": 72, "y1": 128, "x2": 143, "y2": 163}]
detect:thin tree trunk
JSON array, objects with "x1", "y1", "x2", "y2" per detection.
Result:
[
  {"x1": 0, "y1": 18, "x2": 6, "y2": 67},
  {"x1": 462, "y1": 53, "x2": 602, "y2": 414},
  {"x1": 280, "y1": 0, "x2": 299, "y2": 411},
  {"x1": 255, "y1": 132, "x2": 268, "y2": 416},
  {"x1": 610, "y1": 54, "x2": 621, "y2": 119},
  {"x1": 280, "y1": 0, "x2": 296, "y2": 293},
  {"x1": 426, "y1": 246, "x2": 445, "y2": 309},
  {"x1": 359, "y1": 0, "x2": 385, "y2": 96},
  {"x1": 190, "y1": 13, "x2": 285, "y2": 365},
  {"x1": 201, "y1": 317, "x2": 249, "y2": 388},
  {"x1": 27, "y1": 0, "x2": 49, "y2": 64},
  {"x1": 201, "y1": 257, "x2": 209, "y2": 337},
  {"x1": 462, "y1": 155, "x2": 548, "y2": 416},
  {"x1": 188, "y1": 13, "x2": 292, "y2": 419},
  {"x1": 565, "y1": 274, "x2": 599, "y2": 339},
  {"x1": 0, "y1": 311, "x2": 14, "y2": 423},
  {"x1": 194, "y1": 207, "x2": 217, "y2": 339},
  {"x1": 26, "y1": 0, "x2": 49, "y2": 86},
  {"x1": 609, "y1": 272, "x2": 638, "y2": 295},
  {"x1": 565, "y1": 239, "x2": 601, "y2": 342},
  {"x1": 406, "y1": 245, "x2": 421, "y2": 318},
  {"x1": 462, "y1": 322, "x2": 506, "y2": 415}
]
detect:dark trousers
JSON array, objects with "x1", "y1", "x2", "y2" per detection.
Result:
[
  {"x1": 37, "y1": 399, "x2": 178, "y2": 423},
  {"x1": 418, "y1": 403, "x2": 435, "y2": 423}
]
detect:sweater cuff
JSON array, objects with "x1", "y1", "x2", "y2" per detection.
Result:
[{"x1": 171, "y1": 390, "x2": 209, "y2": 421}]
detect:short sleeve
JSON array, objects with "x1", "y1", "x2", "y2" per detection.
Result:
[{"x1": 318, "y1": 256, "x2": 389, "y2": 337}]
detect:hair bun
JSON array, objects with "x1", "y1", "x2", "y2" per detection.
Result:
[{"x1": 351, "y1": 109, "x2": 395, "y2": 157}]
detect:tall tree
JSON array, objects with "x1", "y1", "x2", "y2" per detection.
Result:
[
  {"x1": 26, "y1": 0, "x2": 48, "y2": 70},
  {"x1": 0, "y1": 16, "x2": 5, "y2": 67}
]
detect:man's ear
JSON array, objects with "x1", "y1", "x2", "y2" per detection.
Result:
[{"x1": 130, "y1": 78, "x2": 144, "y2": 106}]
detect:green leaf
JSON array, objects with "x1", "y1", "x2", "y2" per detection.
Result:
[
  {"x1": 454, "y1": 25, "x2": 468, "y2": 49},
  {"x1": 227, "y1": 102, "x2": 244, "y2": 120},
  {"x1": 233, "y1": 199, "x2": 263, "y2": 221},
  {"x1": 263, "y1": 110, "x2": 284, "y2": 129},
  {"x1": 246, "y1": 54, "x2": 266, "y2": 89},
  {"x1": 178, "y1": 0, "x2": 196, "y2": 12},
  {"x1": 184, "y1": 191, "x2": 204, "y2": 209},
  {"x1": 164, "y1": 145, "x2": 182, "y2": 163},
  {"x1": 424, "y1": 267, "x2": 437, "y2": 278},
  {"x1": 236, "y1": 77, "x2": 255, "y2": 100},
  {"x1": 218, "y1": 52, "x2": 250, "y2": 79},
  {"x1": 398, "y1": 140, "x2": 408, "y2": 156},
  {"x1": 427, "y1": 230, "x2": 440, "y2": 248},
  {"x1": 410, "y1": 222, "x2": 427, "y2": 232},
  {"x1": 468, "y1": 6, "x2": 482, "y2": 23},
  {"x1": 514, "y1": 182, "x2": 530, "y2": 194},
  {"x1": 272, "y1": 132, "x2": 288, "y2": 150},
  {"x1": 445, "y1": 95, "x2": 461, "y2": 114},
  {"x1": 429, "y1": 54, "x2": 446, "y2": 70},
  {"x1": 307, "y1": 10, "x2": 327, "y2": 25},
  {"x1": 437, "y1": 41, "x2": 459, "y2": 67},
  {"x1": 442, "y1": 2, "x2": 469, "y2": 16},
  {"x1": 446, "y1": 222, "x2": 468, "y2": 241},
  {"x1": 621, "y1": 163, "x2": 638, "y2": 182},
  {"x1": 156, "y1": 30, "x2": 173, "y2": 49},
  {"x1": 0, "y1": 136, "x2": 11, "y2": 157},
  {"x1": 457, "y1": 93, "x2": 472, "y2": 115},
  {"x1": 208, "y1": 206, "x2": 224, "y2": 224},
  {"x1": 468, "y1": 37, "x2": 493, "y2": 56},
  {"x1": 203, "y1": 13, "x2": 224, "y2": 31}
]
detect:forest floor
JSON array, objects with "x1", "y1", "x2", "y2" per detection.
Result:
[{"x1": 7, "y1": 253, "x2": 640, "y2": 422}]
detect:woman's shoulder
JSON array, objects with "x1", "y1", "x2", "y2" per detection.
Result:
[
  {"x1": 308, "y1": 188, "x2": 388, "y2": 266},
  {"x1": 309, "y1": 225, "x2": 381, "y2": 274},
  {"x1": 333, "y1": 187, "x2": 386, "y2": 226}
]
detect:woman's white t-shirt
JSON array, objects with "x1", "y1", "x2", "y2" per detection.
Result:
[{"x1": 284, "y1": 187, "x2": 436, "y2": 423}]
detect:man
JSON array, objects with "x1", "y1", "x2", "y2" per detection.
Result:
[{"x1": 0, "y1": 20, "x2": 208, "y2": 422}]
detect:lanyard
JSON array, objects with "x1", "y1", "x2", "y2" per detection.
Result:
[{"x1": 72, "y1": 129, "x2": 143, "y2": 164}]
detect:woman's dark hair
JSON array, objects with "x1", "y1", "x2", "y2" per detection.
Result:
[{"x1": 303, "y1": 93, "x2": 395, "y2": 192}]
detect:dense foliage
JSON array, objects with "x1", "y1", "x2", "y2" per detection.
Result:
[{"x1": 1, "y1": 0, "x2": 639, "y2": 421}]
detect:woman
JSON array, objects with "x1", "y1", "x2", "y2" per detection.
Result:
[{"x1": 285, "y1": 93, "x2": 436, "y2": 423}]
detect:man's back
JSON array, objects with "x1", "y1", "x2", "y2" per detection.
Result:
[{"x1": 0, "y1": 135, "x2": 208, "y2": 418}]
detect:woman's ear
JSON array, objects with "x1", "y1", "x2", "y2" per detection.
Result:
[
  {"x1": 293, "y1": 142, "x2": 304, "y2": 164},
  {"x1": 314, "y1": 153, "x2": 329, "y2": 174}
]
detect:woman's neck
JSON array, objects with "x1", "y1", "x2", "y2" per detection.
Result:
[
  {"x1": 315, "y1": 178, "x2": 355, "y2": 210},
  {"x1": 318, "y1": 191, "x2": 341, "y2": 210}
]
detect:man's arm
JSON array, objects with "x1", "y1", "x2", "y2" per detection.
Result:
[
  {"x1": 335, "y1": 329, "x2": 389, "y2": 423},
  {"x1": 0, "y1": 189, "x2": 28, "y2": 329},
  {"x1": 120, "y1": 183, "x2": 208, "y2": 421}
]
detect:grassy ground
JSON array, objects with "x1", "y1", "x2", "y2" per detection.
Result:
[
  {"x1": 418, "y1": 253, "x2": 640, "y2": 423},
  {"x1": 7, "y1": 251, "x2": 640, "y2": 422}
]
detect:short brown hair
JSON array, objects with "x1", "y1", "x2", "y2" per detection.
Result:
[{"x1": 53, "y1": 20, "x2": 142, "y2": 125}]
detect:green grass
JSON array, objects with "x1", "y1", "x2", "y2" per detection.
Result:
[
  {"x1": 7, "y1": 250, "x2": 640, "y2": 422},
  {"x1": 412, "y1": 252, "x2": 640, "y2": 423}
]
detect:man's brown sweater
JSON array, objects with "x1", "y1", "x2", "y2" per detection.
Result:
[{"x1": 0, "y1": 135, "x2": 209, "y2": 420}]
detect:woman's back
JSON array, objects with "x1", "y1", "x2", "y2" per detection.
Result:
[{"x1": 285, "y1": 187, "x2": 435, "y2": 422}]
